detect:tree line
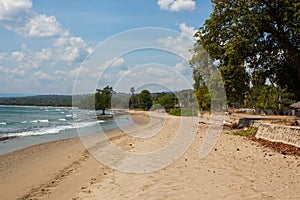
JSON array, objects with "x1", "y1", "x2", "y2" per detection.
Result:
[
  {"x1": 190, "y1": 0, "x2": 299, "y2": 110},
  {"x1": 0, "y1": 95, "x2": 72, "y2": 107}
]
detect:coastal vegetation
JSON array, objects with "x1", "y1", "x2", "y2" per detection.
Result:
[
  {"x1": 191, "y1": 0, "x2": 299, "y2": 110},
  {"x1": 0, "y1": 95, "x2": 72, "y2": 107},
  {"x1": 225, "y1": 128, "x2": 258, "y2": 137},
  {"x1": 77, "y1": 86, "x2": 113, "y2": 114},
  {"x1": 169, "y1": 108, "x2": 197, "y2": 116}
]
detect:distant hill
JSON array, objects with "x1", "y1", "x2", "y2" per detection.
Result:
[
  {"x1": 0, "y1": 95, "x2": 72, "y2": 107},
  {"x1": 0, "y1": 94, "x2": 34, "y2": 98}
]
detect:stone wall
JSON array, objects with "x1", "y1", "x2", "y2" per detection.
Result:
[{"x1": 256, "y1": 123, "x2": 300, "y2": 148}]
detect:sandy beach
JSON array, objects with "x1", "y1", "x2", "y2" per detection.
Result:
[{"x1": 0, "y1": 111, "x2": 299, "y2": 200}]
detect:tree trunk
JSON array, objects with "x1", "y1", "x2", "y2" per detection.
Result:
[{"x1": 296, "y1": 57, "x2": 300, "y2": 81}]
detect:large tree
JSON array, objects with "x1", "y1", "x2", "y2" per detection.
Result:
[
  {"x1": 138, "y1": 90, "x2": 152, "y2": 110},
  {"x1": 156, "y1": 93, "x2": 176, "y2": 112},
  {"x1": 95, "y1": 86, "x2": 113, "y2": 115},
  {"x1": 190, "y1": 45, "x2": 226, "y2": 111},
  {"x1": 197, "y1": 0, "x2": 300, "y2": 100}
]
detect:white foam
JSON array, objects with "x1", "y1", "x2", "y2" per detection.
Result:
[
  {"x1": 21, "y1": 121, "x2": 28, "y2": 124},
  {"x1": 1, "y1": 121, "x2": 99, "y2": 138},
  {"x1": 65, "y1": 114, "x2": 72, "y2": 117},
  {"x1": 0, "y1": 122, "x2": 7, "y2": 125},
  {"x1": 98, "y1": 120, "x2": 106, "y2": 123},
  {"x1": 59, "y1": 118, "x2": 66, "y2": 121},
  {"x1": 31, "y1": 119, "x2": 49, "y2": 123}
]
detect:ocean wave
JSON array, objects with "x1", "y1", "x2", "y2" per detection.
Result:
[
  {"x1": 58, "y1": 118, "x2": 66, "y2": 121},
  {"x1": 65, "y1": 114, "x2": 73, "y2": 117},
  {"x1": 0, "y1": 121, "x2": 100, "y2": 139},
  {"x1": 0, "y1": 122, "x2": 7, "y2": 125},
  {"x1": 31, "y1": 119, "x2": 49, "y2": 123}
]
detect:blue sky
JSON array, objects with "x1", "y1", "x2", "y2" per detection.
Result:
[{"x1": 0, "y1": 0, "x2": 212, "y2": 94}]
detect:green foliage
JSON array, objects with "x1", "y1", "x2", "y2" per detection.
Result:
[
  {"x1": 246, "y1": 85, "x2": 294, "y2": 110},
  {"x1": 225, "y1": 128, "x2": 258, "y2": 137},
  {"x1": 197, "y1": 0, "x2": 300, "y2": 100},
  {"x1": 129, "y1": 90, "x2": 152, "y2": 110},
  {"x1": 129, "y1": 95, "x2": 139, "y2": 109},
  {"x1": 155, "y1": 93, "x2": 176, "y2": 112},
  {"x1": 138, "y1": 90, "x2": 152, "y2": 110},
  {"x1": 169, "y1": 108, "x2": 197, "y2": 116},
  {"x1": 95, "y1": 86, "x2": 113, "y2": 114},
  {"x1": 0, "y1": 95, "x2": 72, "y2": 107},
  {"x1": 190, "y1": 47, "x2": 212, "y2": 111},
  {"x1": 220, "y1": 64, "x2": 249, "y2": 107},
  {"x1": 190, "y1": 45, "x2": 226, "y2": 111},
  {"x1": 175, "y1": 89, "x2": 197, "y2": 108}
]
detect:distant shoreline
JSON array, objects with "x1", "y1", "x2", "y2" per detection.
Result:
[{"x1": 0, "y1": 104, "x2": 75, "y2": 108}]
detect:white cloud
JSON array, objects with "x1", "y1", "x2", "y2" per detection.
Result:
[
  {"x1": 174, "y1": 63, "x2": 185, "y2": 71},
  {"x1": 0, "y1": 66, "x2": 9, "y2": 73},
  {"x1": 35, "y1": 48, "x2": 52, "y2": 61},
  {"x1": 0, "y1": 0, "x2": 32, "y2": 20},
  {"x1": 54, "y1": 36, "x2": 91, "y2": 63},
  {"x1": 0, "y1": 0, "x2": 94, "y2": 94},
  {"x1": 158, "y1": 0, "x2": 195, "y2": 12},
  {"x1": 11, "y1": 51, "x2": 24, "y2": 62},
  {"x1": 7, "y1": 45, "x2": 53, "y2": 70},
  {"x1": 0, "y1": 0, "x2": 66, "y2": 38},
  {"x1": 179, "y1": 23, "x2": 196, "y2": 38},
  {"x1": 21, "y1": 14, "x2": 66, "y2": 37},
  {"x1": 0, "y1": 52, "x2": 8, "y2": 60},
  {"x1": 55, "y1": 67, "x2": 86, "y2": 78},
  {"x1": 146, "y1": 67, "x2": 169, "y2": 76},
  {"x1": 34, "y1": 70, "x2": 53, "y2": 80},
  {"x1": 111, "y1": 57, "x2": 125, "y2": 67},
  {"x1": 157, "y1": 23, "x2": 196, "y2": 59}
]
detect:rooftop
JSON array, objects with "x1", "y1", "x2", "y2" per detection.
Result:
[{"x1": 290, "y1": 102, "x2": 300, "y2": 109}]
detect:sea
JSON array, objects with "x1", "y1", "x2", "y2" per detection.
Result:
[{"x1": 0, "y1": 106, "x2": 132, "y2": 155}]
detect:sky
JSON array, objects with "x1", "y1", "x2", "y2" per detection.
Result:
[{"x1": 0, "y1": 0, "x2": 212, "y2": 95}]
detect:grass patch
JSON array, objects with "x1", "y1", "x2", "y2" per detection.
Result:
[
  {"x1": 225, "y1": 127, "x2": 258, "y2": 137},
  {"x1": 169, "y1": 108, "x2": 197, "y2": 116}
]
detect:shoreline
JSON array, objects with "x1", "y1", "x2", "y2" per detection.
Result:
[
  {"x1": 0, "y1": 108, "x2": 132, "y2": 156},
  {"x1": 0, "y1": 104, "x2": 76, "y2": 108},
  {"x1": 0, "y1": 112, "x2": 299, "y2": 199}
]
